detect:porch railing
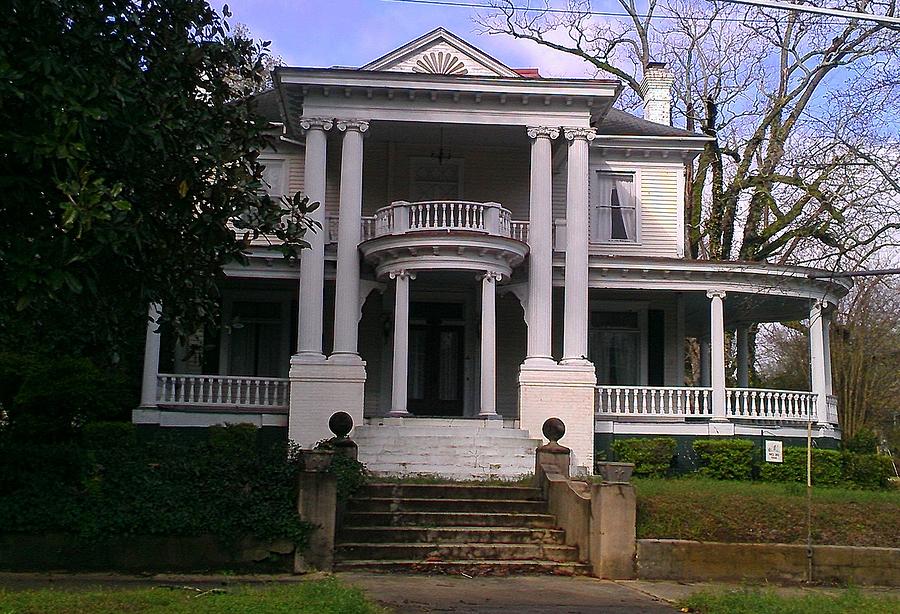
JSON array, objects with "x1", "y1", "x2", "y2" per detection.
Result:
[
  {"x1": 367, "y1": 200, "x2": 522, "y2": 239},
  {"x1": 726, "y1": 388, "x2": 815, "y2": 422},
  {"x1": 595, "y1": 386, "x2": 713, "y2": 417},
  {"x1": 156, "y1": 374, "x2": 290, "y2": 410}
]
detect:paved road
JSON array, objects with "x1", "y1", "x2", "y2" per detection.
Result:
[{"x1": 338, "y1": 572, "x2": 675, "y2": 613}]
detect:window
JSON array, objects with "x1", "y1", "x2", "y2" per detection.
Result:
[
  {"x1": 227, "y1": 301, "x2": 283, "y2": 377},
  {"x1": 589, "y1": 311, "x2": 641, "y2": 385},
  {"x1": 410, "y1": 158, "x2": 462, "y2": 201},
  {"x1": 592, "y1": 172, "x2": 637, "y2": 243},
  {"x1": 260, "y1": 159, "x2": 286, "y2": 198}
]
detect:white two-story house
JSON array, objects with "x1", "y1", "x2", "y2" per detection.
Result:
[{"x1": 133, "y1": 29, "x2": 846, "y2": 477}]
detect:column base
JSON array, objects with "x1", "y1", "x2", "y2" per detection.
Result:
[
  {"x1": 327, "y1": 352, "x2": 364, "y2": 365},
  {"x1": 386, "y1": 410, "x2": 411, "y2": 418},
  {"x1": 518, "y1": 361, "x2": 596, "y2": 475},
  {"x1": 477, "y1": 412, "x2": 503, "y2": 420},
  {"x1": 560, "y1": 357, "x2": 593, "y2": 367},
  {"x1": 523, "y1": 356, "x2": 558, "y2": 368},
  {"x1": 289, "y1": 357, "x2": 367, "y2": 448},
  {"x1": 292, "y1": 352, "x2": 327, "y2": 364}
]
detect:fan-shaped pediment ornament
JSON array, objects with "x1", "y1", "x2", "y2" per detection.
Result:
[{"x1": 412, "y1": 51, "x2": 469, "y2": 75}]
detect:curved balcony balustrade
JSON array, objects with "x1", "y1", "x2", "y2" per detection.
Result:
[{"x1": 359, "y1": 200, "x2": 529, "y2": 278}]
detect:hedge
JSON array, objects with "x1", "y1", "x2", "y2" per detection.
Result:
[
  {"x1": 612, "y1": 438, "x2": 677, "y2": 478},
  {"x1": 760, "y1": 446, "x2": 893, "y2": 489},
  {"x1": 0, "y1": 423, "x2": 311, "y2": 546},
  {"x1": 693, "y1": 439, "x2": 756, "y2": 480}
]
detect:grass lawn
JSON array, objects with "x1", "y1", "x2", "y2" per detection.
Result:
[
  {"x1": 0, "y1": 577, "x2": 386, "y2": 614},
  {"x1": 634, "y1": 477, "x2": 900, "y2": 547},
  {"x1": 680, "y1": 587, "x2": 900, "y2": 613}
]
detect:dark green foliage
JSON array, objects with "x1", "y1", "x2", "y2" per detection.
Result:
[
  {"x1": 0, "y1": 424, "x2": 311, "y2": 546},
  {"x1": 315, "y1": 438, "x2": 370, "y2": 501},
  {"x1": 841, "y1": 452, "x2": 893, "y2": 490},
  {"x1": 0, "y1": 0, "x2": 316, "y2": 352},
  {"x1": 760, "y1": 447, "x2": 844, "y2": 486},
  {"x1": 759, "y1": 447, "x2": 892, "y2": 489},
  {"x1": 842, "y1": 429, "x2": 879, "y2": 454},
  {"x1": 3, "y1": 355, "x2": 134, "y2": 441},
  {"x1": 693, "y1": 439, "x2": 756, "y2": 480},
  {"x1": 612, "y1": 437, "x2": 677, "y2": 478}
]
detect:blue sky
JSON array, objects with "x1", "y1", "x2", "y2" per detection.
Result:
[{"x1": 211, "y1": 0, "x2": 600, "y2": 77}]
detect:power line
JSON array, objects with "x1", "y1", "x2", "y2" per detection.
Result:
[
  {"x1": 808, "y1": 268, "x2": 900, "y2": 279},
  {"x1": 379, "y1": 0, "x2": 846, "y2": 24},
  {"x1": 720, "y1": 0, "x2": 900, "y2": 27}
]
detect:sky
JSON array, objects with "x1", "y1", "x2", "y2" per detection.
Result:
[{"x1": 210, "y1": 0, "x2": 602, "y2": 78}]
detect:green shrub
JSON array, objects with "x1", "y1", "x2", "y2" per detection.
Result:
[
  {"x1": 693, "y1": 438, "x2": 756, "y2": 480},
  {"x1": 612, "y1": 437, "x2": 676, "y2": 478},
  {"x1": 760, "y1": 447, "x2": 842, "y2": 487},
  {"x1": 82, "y1": 421, "x2": 137, "y2": 450},
  {"x1": 0, "y1": 425, "x2": 311, "y2": 546},
  {"x1": 315, "y1": 438, "x2": 369, "y2": 501},
  {"x1": 843, "y1": 429, "x2": 879, "y2": 454},
  {"x1": 841, "y1": 452, "x2": 893, "y2": 490},
  {"x1": 4, "y1": 355, "x2": 133, "y2": 441}
]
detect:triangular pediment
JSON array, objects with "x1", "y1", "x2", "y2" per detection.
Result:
[{"x1": 361, "y1": 28, "x2": 522, "y2": 78}]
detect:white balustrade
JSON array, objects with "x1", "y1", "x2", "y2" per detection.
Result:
[
  {"x1": 364, "y1": 201, "x2": 527, "y2": 241},
  {"x1": 156, "y1": 374, "x2": 290, "y2": 409},
  {"x1": 360, "y1": 216, "x2": 376, "y2": 240},
  {"x1": 325, "y1": 214, "x2": 340, "y2": 244},
  {"x1": 595, "y1": 386, "x2": 713, "y2": 417},
  {"x1": 510, "y1": 221, "x2": 529, "y2": 242},
  {"x1": 726, "y1": 388, "x2": 816, "y2": 422}
]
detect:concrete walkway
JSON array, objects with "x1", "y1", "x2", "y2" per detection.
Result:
[{"x1": 337, "y1": 572, "x2": 675, "y2": 613}]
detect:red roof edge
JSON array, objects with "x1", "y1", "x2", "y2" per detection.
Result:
[{"x1": 513, "y1": 68, "x2": 541, "y2": 78}]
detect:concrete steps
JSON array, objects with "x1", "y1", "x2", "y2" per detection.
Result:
[
  {"x1": 335, "y1": 482, "x2": 590, "y2": 575},
  {"x1": 354, "y1": 420, "x2": 540, "y2": 480}
]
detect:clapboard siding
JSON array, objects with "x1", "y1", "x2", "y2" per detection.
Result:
[{"x1": 588, "y1": 159, "x2": 682, "y2": 258}]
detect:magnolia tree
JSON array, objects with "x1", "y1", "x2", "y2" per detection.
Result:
[
  {"x1": 478, "y1": 0, "x2": 900, "y2": 266},
  {"x1": 0, "y1": 0, "x2": 315, "y2": 357}
]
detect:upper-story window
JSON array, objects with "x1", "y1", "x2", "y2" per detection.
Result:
[
  {"x1": 592, "y1": 172, "x2": 637, "y2": 243},
  {"x1": 260, "y1": 158, "x2": 287, "y2": 198}
]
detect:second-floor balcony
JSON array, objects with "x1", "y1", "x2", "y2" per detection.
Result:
[{"x1": 356, "y1": 200, "x2": 529, "y2": 278}]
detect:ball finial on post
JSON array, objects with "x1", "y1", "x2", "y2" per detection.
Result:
[
  {"x1": 329, "y1": 411, "x2": 353, "y2": 439},
  {"x1": 542, "y1": 417, "x2": 566, "y2": 444}
]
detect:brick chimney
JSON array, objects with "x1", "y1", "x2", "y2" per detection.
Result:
[{"x1": 640, "y1": 62, "x2": 674, "y2": 126}]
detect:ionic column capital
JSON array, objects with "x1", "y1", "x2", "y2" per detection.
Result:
[
  {"x1": 563, "y1": 127, "x2": 597, "y2": 142},
  {"x1": 299, "y1": 117, "x2": 334, "y2": 131},
  {"x1": 706, "y1": 290, "x2": 727, "y2": 300},
  {"x1": 336, "y1": 119, "x2": 370, "y2": 133},
  {"x1": 478, "y1": 271, "x2": 504, "y2": 283},
  {"x1": 526, "y1": 126, "x2": 560, "y2": 140},
  {"x1": 389, "y1": 269, "x2": 416, "y2": 281}
]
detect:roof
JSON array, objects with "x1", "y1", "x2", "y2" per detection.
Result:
[
  {"x1": 249, "y1": 89, "x2": 283, "y2": 124},
  {"x1": 598, "y1": 108, "x2": 702, "y2": 138}
]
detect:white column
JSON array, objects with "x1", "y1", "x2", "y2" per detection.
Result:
[
  {"x1": 707, "y1": 290, "x2": 727, "y2": 421},
  {"x1": 295, "y1": 118, "x2": 332, "y2": 361},
  {"x1": 525, "y1": 126, "x2": 559, "y2": 365},
  {"x1": 389, "y1": 270, "x2": 413, "y2": 417},
  {"x1": 330, "y1": 119, "x2": 369, "y2": 362},
  {"x1": 479, "y1": 271, "x2": 502, "y2": 419},
  {"x1": 809, "y1": 300, "x2": 830, "y2": 425},
  {"x1": 562, "y1": 127, "x2": 595, "y2": 365},
  {"x1": 140, "y1": 303, "x2": 162, "y2": 407},
  {"x1": 823, "y1": 310, "x2": 833, "y2": 395},
  {"x1": 736, "y1": 324, "x2": 750, "y2": 388}
]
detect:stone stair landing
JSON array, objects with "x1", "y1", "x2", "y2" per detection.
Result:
[
  {"x1": 353, "y1": 418, "x2": 539, "y2": 480},
  {"x1": 335, "y1": 483, "x2": 591, "y2": 575}
]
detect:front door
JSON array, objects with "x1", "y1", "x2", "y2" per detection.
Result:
[{"x1": 407, "y1": 302, "x2": 465, "y2": 416}]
